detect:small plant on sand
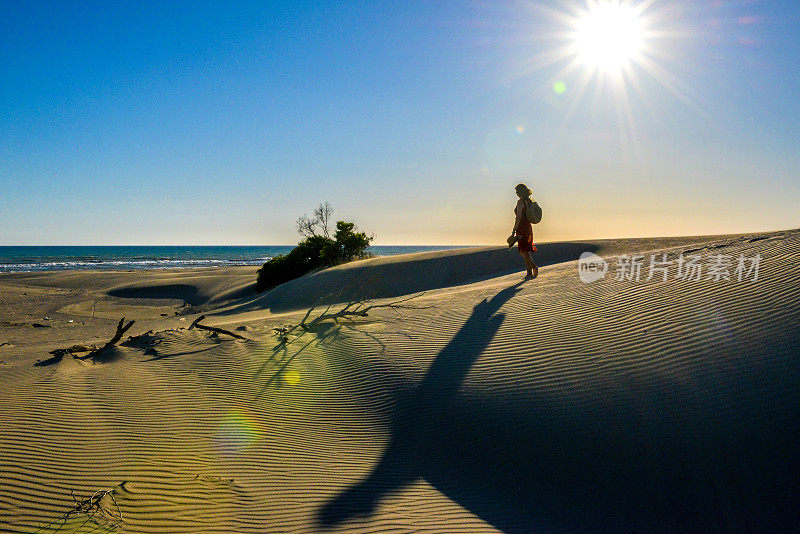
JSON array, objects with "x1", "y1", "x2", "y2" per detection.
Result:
[
  {"x1": 282, "y1": 293, "x2": 431, "y2": 335},
  {"x1": 259, "y1": 291, "x2": 431, "y2": 394},
  {"x1": 256, "y1": 203, "x2": 373, "y2": 292}
]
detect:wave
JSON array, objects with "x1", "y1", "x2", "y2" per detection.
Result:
[
  {"x1": 0, "y1": 246, "x2": 468, "y2": 273},
  {"x1": 0, "y1": 258, "x2": 273, "y2": 272}
]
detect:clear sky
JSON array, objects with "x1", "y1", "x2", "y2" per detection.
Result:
[{"x1": 2, "y1": 0, "x2": 799, "y2": 245}]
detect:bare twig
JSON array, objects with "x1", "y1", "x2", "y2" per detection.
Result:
[
  {"x1": 297, "y1": 202, "x2": 334, "y2": 238},
  {"x1": 300, "y1": 293, "x2": 432, "y2": 330},
  {"x1": 313, "y1": 201, "x2": 333, "y2": 237},
  {"x1": 274, "y1": 295, "x2": 325, "y2": 339},
  {"x1": 34, "y1": 485, "x2": 124, "y2": 533},
  {"x1": 266, "y1": 291, "x2": 432, "y2": 369},
  {"x1": 36, "y1": 344, "x2": 98, "y2": 366},
  {"x1": 72, "y1": 318, "x2": 134, "y2": 361},
  {"x1": 296, "y1": 213, "x2": 318, "y2": 238},
  {"x1": 188, "y1": 315, "x2": 247, "y2": 340},
  {"x1": 298, "y1": 298, "x2": 323, "y2": 329},
  {"x1": 101, "y1": 318, "x2": 135, "y2": 350},
  {"x1": 261, "y1": 294, "x2": 431, "y2": 394}
]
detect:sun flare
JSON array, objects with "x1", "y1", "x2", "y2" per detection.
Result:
[
  {"x1": 571, "y1": 2, "x2": 644, "y2": 71},
  {"x1": 517, "y1": 0, "x2": 688, "y2": 147}
]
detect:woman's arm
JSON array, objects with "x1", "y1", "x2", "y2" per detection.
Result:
[{"x1": 511, "y1": 199, "x2": 524, "y2": 235}]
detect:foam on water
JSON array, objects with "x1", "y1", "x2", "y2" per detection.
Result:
[{"x1": 0, "y1": 245, "x2": 466, "y2": 272}]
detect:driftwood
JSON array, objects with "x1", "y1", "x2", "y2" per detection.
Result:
[
  {"x1": 188, "y1": 315, "x2": 247, "y2": 340},
  {"x1": 74, "y1": 318, "x2": 135, "y2": 361},
  {"x1": 275, "y1": 293, "x2": 432, "y2": 340},
  {"x1": 303, "y1": 294, "x2": 431, "y2": 329},
  {"x1": 258, "y1": 294, "x2": 430, "y2": 394},
  {"x1": 34, "y1": 484, "x2": 125, "y2": 533},
  {"x1": 35, "y1": 344, "x2": 98, "y2": 366}
]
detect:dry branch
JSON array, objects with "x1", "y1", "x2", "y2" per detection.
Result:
[
  {"x1": 296, "y1": 202, "x2": 334, "y2": 238},
  {"x1": 300, "y1": 293, "x2": 432, "y2": 330},
  {"x1": 103, "y1": 318, "x2": 134, "y2": 349},
  {"x1": 272, "y1": 293, "x2": 432, "y2": 344},
  {"x1": 73, "y1": 318, "x2": 134, "y2": 361},
  {"x1": 34, "y1": 485, "x2": 124, "y2": 533},
  {"x1": 188, "y1": 315, "x2": 247, "y2": 340}
]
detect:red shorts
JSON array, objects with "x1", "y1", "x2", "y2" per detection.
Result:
[{"x1": 517, "y1": 222, "x2": 537, "y2": 252}]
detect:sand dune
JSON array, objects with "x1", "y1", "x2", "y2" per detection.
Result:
[
  {"x1": 223, "y1": 234, "x2": 728, "y2": 315},
  {"x1": 1, "y1": 230, "x2": 798, "y2": 532}
]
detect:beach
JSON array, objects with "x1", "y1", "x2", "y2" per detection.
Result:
[{"x1": 1, "y1": 230, "x2": 799, "y2": 532}]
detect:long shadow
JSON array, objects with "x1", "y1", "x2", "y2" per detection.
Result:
[
  {"x1": 143, "y1": 345, "x2": 217, "y2": 362},
  {"x1": 317, "y1": 281, "x2": 524, "y2": 527},
  {"x1": 107, "y1": 283, "x2": 205, "y2": 306},
  {"x1": 317, "y1": 275, "x2": 800, "y2": 532}
]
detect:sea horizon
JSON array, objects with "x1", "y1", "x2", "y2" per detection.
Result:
[{"x1": 0, "y1": 245, "x2": 473, "y2": 273}]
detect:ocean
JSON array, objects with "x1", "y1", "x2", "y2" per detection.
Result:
[{"x1": 0, "y1": 245, "x2": 467, "y2": 273}]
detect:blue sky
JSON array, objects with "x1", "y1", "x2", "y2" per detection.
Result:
[{"x1": 2, "y1": 0, "x2": 799, "y2": 245}]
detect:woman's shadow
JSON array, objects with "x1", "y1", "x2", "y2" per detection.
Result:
[{"x1": 317, "y1": 281, "x2": 524, "y2": 528}]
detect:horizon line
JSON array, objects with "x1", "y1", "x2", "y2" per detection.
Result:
[{"x1": 1, "y1": 226, "x2": 797, "y2": 249}]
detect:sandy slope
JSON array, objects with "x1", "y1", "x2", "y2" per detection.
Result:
[{"x1": 0, "y1": 230, "x2": 798, "y2": 532}]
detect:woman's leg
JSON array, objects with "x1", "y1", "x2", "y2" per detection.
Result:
[
  {"x1": 519, "y1": 249, "x2": 534, "y2": 277},
  {"x1": 527, "y1": 251, "x2": 538, "y2": 278}
]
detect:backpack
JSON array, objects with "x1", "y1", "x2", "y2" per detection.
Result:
[{"x1": 526, "y1": 199, "x2": 542, "y2": 224}]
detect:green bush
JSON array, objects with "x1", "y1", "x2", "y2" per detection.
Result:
[{"x1": 256, "y1": 219, "x2": 373, "y2": 292}]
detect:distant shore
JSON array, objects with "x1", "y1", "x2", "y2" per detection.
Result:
[{"x1": 0, "y1": 245, "x2": 469, "y2": 273}]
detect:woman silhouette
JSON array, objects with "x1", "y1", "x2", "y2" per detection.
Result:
[{"x1": 509, "y1": 183, "x2": 538, "y2": 279}]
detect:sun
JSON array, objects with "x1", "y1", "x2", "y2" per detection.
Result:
[
  {"x1": 571, "y1": 2, "x2": 645, "y2": 71},
  {"x1": 517, "y1": 0, "x2": 686, "y2": 147}
]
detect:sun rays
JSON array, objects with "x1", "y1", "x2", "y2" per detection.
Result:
[
  {"x1": 518, "y1": 0, "x2": 690, "y2": 153},
  {"x1": 571, "y1": 2, "x2": 645, "y2": 71}
]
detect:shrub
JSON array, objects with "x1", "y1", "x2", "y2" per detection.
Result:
[
  {"x1": 328, "y1": 221, "x2": 373, "y2": 264},
  {"x1": 256, "y1": 207, "x2": 373, "y2": 292}
]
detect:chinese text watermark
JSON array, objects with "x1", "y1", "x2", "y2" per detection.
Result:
[{"x1": 579, "y1": 252, "x2": 761, "y2": 284}]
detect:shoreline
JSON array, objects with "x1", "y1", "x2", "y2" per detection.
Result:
[{"x1": 0, "y1": 245, "x2": 472, "y2": 275}]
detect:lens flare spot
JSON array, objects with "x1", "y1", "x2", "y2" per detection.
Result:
[
  {"x1": 553, "y1": 81, "x2": 566, "y2": 94},
  {"x1": 484, "y1": 124, "x2": 535, "y2": 172},
  {"x1": 515, "y1": 125, "x2": 525, "y2": 134},
  {"x1": 284, "y1": 369, "x2": 301, "y2": 386},
  {"x1": 215, "y1": 410, "x2": 263, "y2": 455}
]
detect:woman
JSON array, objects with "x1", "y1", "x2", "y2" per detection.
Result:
[{"x1": 509, "y1": 183, "x2": 538, "y2": 279}]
